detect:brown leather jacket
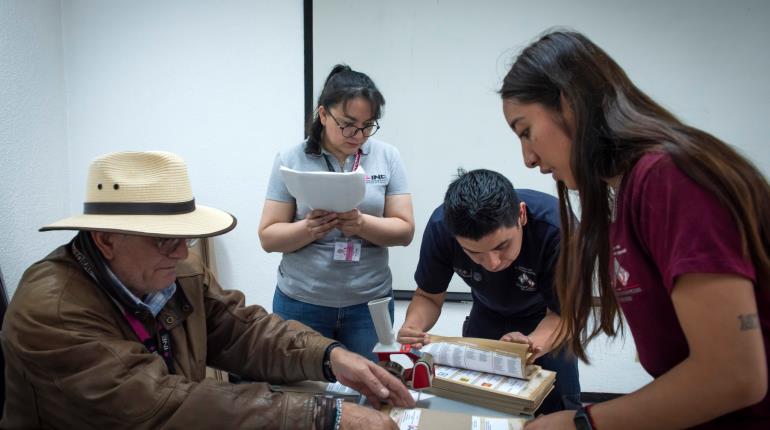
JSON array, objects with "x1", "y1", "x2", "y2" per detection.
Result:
[{"x1": 1, "y1": 245, "x2": 337, "y2": 429}]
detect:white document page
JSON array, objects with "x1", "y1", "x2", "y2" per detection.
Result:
[
  {"x1": 388, "y1": 408, "x2": 422, "y2": 430},
  {"x1": 422, "y1": 342, "x2": 524, "y2": 379},
  {"x1": 472, "y1": 416, "x2": 525, "y2": 430},
  {"x1": 280, "y1": 166, "x2": 366, "y2": 212}
]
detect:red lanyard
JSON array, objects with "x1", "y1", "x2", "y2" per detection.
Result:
[
  {"x1": 123, "y1": 310, "x2": 175, "y2": 374},
  {"x1": 323, "y1": 149, "x2": 361, "y2": 173}
]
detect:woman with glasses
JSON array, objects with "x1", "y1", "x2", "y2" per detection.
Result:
[
  {"x1": 501, "y1": 31, "x2": 769, "y2": 429},
  {"x1": 259, "y1": 64, "x2": 415, "y2": 360}
]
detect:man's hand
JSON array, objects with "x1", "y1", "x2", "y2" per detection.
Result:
[
  {"x1": 329, "y1": 348, "x2": 415, "y2": 409},
  {"x1": 304, "y1": 210, "x2": 338, "y2": 240},
  {"x1": 336, "y1": 209, "x2": 365, "y2": 237},
  {"x1": 397, "y1": 326, "x2": 431, "y2": 349},
  {"x1": 500, "y1": 331, "x2": 544, "y2": 364},
  {"x1": 339, "y1": 403, "x2": 399, "y2": 430}
]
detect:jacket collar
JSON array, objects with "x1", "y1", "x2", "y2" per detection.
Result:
[{"x1": 103, "y1": 264, "x2": 176, "y2": 317}]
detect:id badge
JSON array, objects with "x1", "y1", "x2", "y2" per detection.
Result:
[{"x1": 334, "y1": 239, "x2": 362, "y2": 263}]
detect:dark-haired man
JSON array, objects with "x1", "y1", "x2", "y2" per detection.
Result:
[{"x1": 397, "y1": 169, "x2": 580, "y2": 413}]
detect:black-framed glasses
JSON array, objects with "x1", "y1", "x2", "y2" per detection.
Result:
[
  {"x1": 155, "y1": 237, "x2": 199, "y2": 256},
  {"x1": 326, "y1": 110, "x2": 380, "y2": 138}
]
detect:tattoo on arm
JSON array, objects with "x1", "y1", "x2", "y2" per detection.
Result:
[{"x1": 738, "y1": 313, "x2": 759, "y2": 331}]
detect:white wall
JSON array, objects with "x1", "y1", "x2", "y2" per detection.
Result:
[
  {"x1": 0, "y1": 0, "x2": 304, "y2": 311},
  {"x1": 0, "y1": 0, "x2": 73, "y2": 291},
  {"x1": 0, "y1": 0, "x2": 303, "y2": 332},
  {"x1": 58, "y1": 0, "x2": 304, "y2": 308}
]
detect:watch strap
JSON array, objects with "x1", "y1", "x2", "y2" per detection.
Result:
[
  {"x1": 322, "y1": 342, "x2": 343, "y2": 382},
  {"x1": 573, "y1": 405, "x2": 594, "y2": 430}
]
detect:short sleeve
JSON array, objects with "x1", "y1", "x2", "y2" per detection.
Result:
[
  {"x1": 385, "y1": 146, "x2": 409, "y2": 195},
  {"x1": 414, "y1": 208, "x2": 454, "y2": 294},
  {"x1": 630, "y1": 156, "x2": 755, "y2": 292},
  {"x1": 265, "y1": 152, "x2": 294, "y2": 203}
]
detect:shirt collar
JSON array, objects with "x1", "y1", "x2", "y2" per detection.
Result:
[
  {"x1": 104, "y1": 266, "x2": 176, "y2": 317},
  {"x1": 313, "y1": 139, "x2": 372, "y2": 158}
]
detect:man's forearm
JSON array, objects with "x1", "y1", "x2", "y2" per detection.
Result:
[
  {"x1": 403, "y1": 294, "x2": 442, "y2": 331},
  {"x1": 527, "y1": 309, "x2": 561, "y2": 353}
]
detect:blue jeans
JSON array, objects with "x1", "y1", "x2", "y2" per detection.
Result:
[
  {"x1": 272, "y1": 287, "x2": 394, "y2": 361},
  {"x1": 464, "y1": 304, "x2": 581, "y2": 414}
]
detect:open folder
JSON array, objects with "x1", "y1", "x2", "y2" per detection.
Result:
[
  {"x1": 280, "y1": 166, "x2": 366, "y2": 212},
  {"x1": 420, "y1": 336, "x2": 556, "y2": 415}
]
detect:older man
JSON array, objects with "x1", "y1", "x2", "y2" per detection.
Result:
[{"x1": 1, "y1": 151, "x2": 412, "y2": 429}]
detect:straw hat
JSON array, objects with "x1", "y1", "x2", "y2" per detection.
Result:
[{"x1": 40, "y1": 151, "x2": 237, "y2": 238}]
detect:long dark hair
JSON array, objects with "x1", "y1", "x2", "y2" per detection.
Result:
[
  {"x1": 305, "y1": 64, "x2": 385, "y2": 154},
  {"x1": 500, "y1": 30, "x2": 770, "y2": 362}
]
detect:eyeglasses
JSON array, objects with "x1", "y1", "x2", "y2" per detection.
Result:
[
  {"x1": 326, "y1": 110, "x2": 380, "y2": 138},
  {"x1": 155, "y1": 237, "x2": 199, "y2": 255}
]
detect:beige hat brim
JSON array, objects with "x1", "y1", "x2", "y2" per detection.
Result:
[{"x1": 39, "y1": 204, "x2": 237, "y2": 238}]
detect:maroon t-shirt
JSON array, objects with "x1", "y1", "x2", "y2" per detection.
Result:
[{"x1": 610, "y1": 152, "x2": 769, "y2": 428}]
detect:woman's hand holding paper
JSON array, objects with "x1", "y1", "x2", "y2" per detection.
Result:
[
  {"x1": 304, "y1": 210, "x2": 338, "y2": 240},
  {"x1": 336, "y1": 208, "x2": 365, "y2": 237}
]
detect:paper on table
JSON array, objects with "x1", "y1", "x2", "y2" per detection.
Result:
[
  {"x1": 472, "y1": 416, "x2": 525, "y2": 430},
  {"x1": 389, "y1": 408, "x2": 422, "y2": 430},
  {"x1": 326, "y1": 382, "x2": 361, "y2": 396},
  {"x1": 280, "y1": 166, "x2": 366, "y2": 212}
]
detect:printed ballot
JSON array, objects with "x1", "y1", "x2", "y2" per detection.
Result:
[
  {"x1": 422, "y1": 336, "x2": 535, "y2": 380},
  {"x1": 421, "y1": 336, "x2": 556, "y2": 415}
]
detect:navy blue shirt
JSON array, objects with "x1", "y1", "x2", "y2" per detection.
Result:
[{"x1": 414, "y1": 189, "x2": 561, "y2": 319}]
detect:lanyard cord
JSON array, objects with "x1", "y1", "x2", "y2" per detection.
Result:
[
  {"x1": 323, "y1": 149, "x2": 361, "y2": 173},
  {"x1": 71, "y1": 234, "x2": 174, "y2": 373},
  {"x1": 123, "y1": 310, "x2": 175, "y2": 374}
]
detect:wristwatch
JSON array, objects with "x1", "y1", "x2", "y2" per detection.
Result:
[{"x1": 573, "y1": 406, "x2": 594, "y2": 430}]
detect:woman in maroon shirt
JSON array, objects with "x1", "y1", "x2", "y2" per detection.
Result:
[{"x1": 500, "y1": 30, "x2": 769, "y2": 429}]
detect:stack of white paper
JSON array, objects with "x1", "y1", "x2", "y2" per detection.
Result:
[{"x1": 280, "y1": 166, "x2": 366, "y2": 212}]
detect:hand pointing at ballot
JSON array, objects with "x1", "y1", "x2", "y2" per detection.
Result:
[{"x1": 329, "y1": 347, "x2": 414, "y2": 430}]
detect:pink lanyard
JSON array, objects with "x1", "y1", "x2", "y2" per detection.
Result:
[
  {"x1": 323, "y1": 149, "x2": 362, "y2": 172},
  {"x1": 123, "y1": 310, "x2": 175, "y2": 374}
]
